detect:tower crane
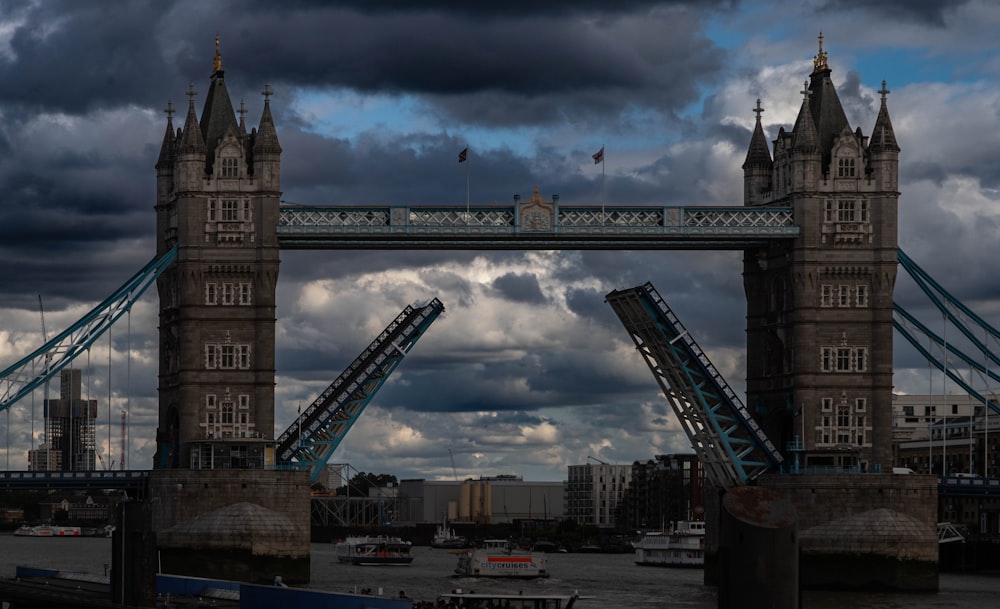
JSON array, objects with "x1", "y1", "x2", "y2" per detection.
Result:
[{"x1": 448, "y1": 448, "x2": 459, "y2": 481}]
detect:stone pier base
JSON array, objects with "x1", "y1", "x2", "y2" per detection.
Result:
[
  {"x1": 149, "y1": 470, "x2": 312, "y2": 584},
  {"x1": 706, "y1": 474, "x2": 939, "y2": 592},
  {"x1": 758, "y1": 473, "x2": 939, "y2": 592}
]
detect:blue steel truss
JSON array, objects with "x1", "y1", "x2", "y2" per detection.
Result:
[
  {"x1": 0, "y1": 246, "x2": 178, "y2": 414},
  {"x1": 895, "y1": 249, "x2": 1000, "y2": 415},
  {"x1": 277, "y1": 204, "x2": 797, "y2": 250},
  {"x1": 605, "y1": 282, "x2": 783, "y2": 489},
  {"x1": 275, "y1": 298, "x2": 445, "y2": 485}
]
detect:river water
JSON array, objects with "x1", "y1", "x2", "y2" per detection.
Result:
[{"x1": 1, "y1": 537, "x2": 998, "y2": 608}]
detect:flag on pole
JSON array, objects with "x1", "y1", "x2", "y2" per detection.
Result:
[
  {"x1": 459, "y1": 147, "x2": 468, "y2": 163},
  {"x1": 592, "y1": 146, "x2": 604, "y2": 164}
]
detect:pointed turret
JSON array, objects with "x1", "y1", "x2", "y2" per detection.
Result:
[
  {"x1": 792, "y1": 81, "x2": 820, "y2": 154},
  {"x1": 743, "y1": 99, "x2": 773, "y2": 169},
  {"x1": 253, "y1": 83, "x2": 282, "y2": 191},
  {"x1": 199, "y1": 35, "x2": 240, "y2": 173},
  {"x1": 743, "y1": 99, "x2": 773, "y2": 206},
  {"x1": 870, "y1": 80, "x2": 900, "y2": 154},
  {"x1": 806, "y1": 33, "x2": 851, "y2": 170},
  {"x1": 253, "y1": 84, "x2": 282, "y2": 155},
  {"x1": 156, "y1": 100, "x2": 176, "y2": 171},
  {"x1": 176, "y1": 85, "x2": 206, "y2": 156}
]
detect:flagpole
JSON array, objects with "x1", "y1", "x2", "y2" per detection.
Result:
[
  {"x1": 601, "y1": 144, "x2": 606, "y2": 225},
  {"x1": 466, "y1": 148, "x2": 470, "y2": 217}
]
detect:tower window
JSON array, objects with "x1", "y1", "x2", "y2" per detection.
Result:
[
  {"x1": 820, "y1": 346, "x2": 869, "y2": 372},
  {"x1": 837, "y1": 200, "x2": 857, "y2": 222},
  {"x1": 837, "y1": 157, "x2": 856, "y2": 177},
  {"x1": 855, "y1": 285, "x2": 869, "y2": 307},
  {"x1": 221, "y1": 157, "x2": 239, "y2": 178},
  {"x1": 838, "y1": 285, "x2": 850, "y2": 307},
  {"x1": 221, "y1": 200, "x2": 239, "y2": 221},
  {"x1": 821, "y1": 284, "x2": 833, "y2": 307},
  {"x1": 205, "y1": 283, "x2": 217, "y2": 305}
]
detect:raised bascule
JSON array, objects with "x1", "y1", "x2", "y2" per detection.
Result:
[{"x1": 5, "y1": 35, "x2": 997, "y2": 593}]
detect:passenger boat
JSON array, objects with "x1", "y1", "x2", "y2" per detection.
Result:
[
  {"x1": 431, "y1": 514, "x2": 468, "y2": 549},
  {"x1": 454, "y1": 538, "x2": 549, "y2": 578},
  {"x1": 633, "y1": 520, "x2": 705, "y2": 567},
  {"x1": 335, "y1": 535, "x2": 414, "y2": 566},
  {"x1": 437, "y1": 590, "x2": 578, "y2": 608},
  {"x1": 13, "y1": 525, "x2": 80, "y2": 537}
]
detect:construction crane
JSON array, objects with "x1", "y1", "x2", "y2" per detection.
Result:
[
  {"x1": 448, "y1": 448, "x2": 458, "y2": 481},
  {"x1": 37, "y1": 295, "x2": 50, "y2": 454},
  {"x1": 587, "y1": 455, "x2": 608, "y2": 465}
]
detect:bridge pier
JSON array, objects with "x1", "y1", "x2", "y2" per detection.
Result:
[
  {"x1": 708, "y1": 474, "x2": 939, "y2": 593},
  {"x1": 148, "y1": 469, "x2": 312, "y2": 584},
  {"x1": 716, "y1": 486, "x2": 798, "y2": 609}
]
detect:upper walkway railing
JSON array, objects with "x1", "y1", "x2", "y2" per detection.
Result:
[{"x1": 277, "y1": 204, "x2": 797, "y2": 250}]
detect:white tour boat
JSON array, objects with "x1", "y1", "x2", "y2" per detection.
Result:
[
  {"x1": 633, "y1": 520, "x2": 706, "y2": 567},
  {"x1": 335, "y1": 535, "x2": 414, "y2": 566},
  {"x1": 454, "y1": 538, "x2": 549, "y2": 578}
]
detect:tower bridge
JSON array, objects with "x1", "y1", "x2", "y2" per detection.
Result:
[{"x1": 0, "y1": 37, "x2": 979, "y2": 590}]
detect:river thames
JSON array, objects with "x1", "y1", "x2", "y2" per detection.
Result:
[{"x1": 1, "y1": 536, "x2": 999, "y2": 608}]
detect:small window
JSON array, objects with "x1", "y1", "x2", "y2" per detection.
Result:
[
  {"x1": 838, "y1": 286, "x2": 850, "y2": 307},
  {"x1": 239, "y1": 282, "x2": 252, "y2": 305},
  {"x1": 221, "y1": 157, "x2": 239, "y2": 178},
  {"x1": 855, "y1": 285, "x2": 868, "y2": 307},
  {"x1": 205, "y1": 345, "x2": 217, "y2": 369},
  {"x1": 221, "y1": 200, "x2": 239, "y2": 221},
  {"x1": 220, "y1": 345, "x2": 236, "y2": 369},
  {"x1": 205, "y1": 283, "x2": 217, "y2": 305},
  {"x1": 821, "y1": 398, "x2": 833, "y2": 412},
  {"x1": 206, "y1": 394, "x2": 216, "y2": 409},
  {"x1": 238, "y1": 345, "x2": 251, "y2": 369},
  {"x1": 838, "y1": 157, "x2": 856, "y2": 178},
  {"x1": 821, "y1": 285, "x2": 833, "y2": 307},
  {"x1": 222, "y1": 283, "x2": 235, "y2": 305},
  {"x1": 855, "y1": 398, "x2": 867, "y2": 412}
]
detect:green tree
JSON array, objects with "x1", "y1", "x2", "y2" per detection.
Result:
[{"x1": 334, "y1": 471, "x2": 398, "y2": 497}]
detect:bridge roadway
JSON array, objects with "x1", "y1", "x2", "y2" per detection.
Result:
[
  {"x1": 276, "y1": 204, "x2": 798, "y2": 249},
  {"x1": 0, "y1": 470, "x2": 148, "y2": 496},
  {"x1": 0, "y1": 468, "x2": 995, "y2": 500}
]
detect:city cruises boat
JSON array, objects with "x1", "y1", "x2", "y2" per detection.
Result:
[
  {"x1": 13, "y1": 525, "x2": 80, "y2": 537},
  {"x1": 431, "y1": 515, "x2": 468, "y2": 549},
  {"x1": 454, "y1": 538, "x2": 549, "y2": 578},
  {"x1": 633, "y1": 520, "x2": 705, "y2": 567},
  {"x1": 335, "y1": 535, "x2": 414, "y2": 566},
  {"x1": 437, "y1": 590, "x2": 578, "y2": 609}
]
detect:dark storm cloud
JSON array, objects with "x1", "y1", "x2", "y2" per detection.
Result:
[
  {"x1": 814, "y1": 0, "x2": 971, "y2": 26},
  {"x1": 242, "y1": 1, "x2": 736, "y2": 20},
  {"x1": 491, "y1": 272, "x2": 547, "y2": 304}
]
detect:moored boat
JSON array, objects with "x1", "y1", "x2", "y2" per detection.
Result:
[
  {"x1": 633, "y1": 520, "x2": 705, "y2": 567},
  {"x1": 335, "y1": 535, "x2": 414, "y2": 566},
  {"x1": 437, "y1": 589, "x2": 578, "y2": 608},
  {"x1": 454, "y1": 538, "x2": 549, "y2": 578},
  {"x1": 431, "y1": 515, "x2": 468, "y2": 549}
]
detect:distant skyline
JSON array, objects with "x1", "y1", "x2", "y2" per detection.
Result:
[{"x1": 1, "y1": 1, "x2": 999, "y2": 480}]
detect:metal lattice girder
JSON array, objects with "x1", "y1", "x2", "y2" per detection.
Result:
[
  {"x1": 606, "y1": 282, "x2": 783, "y2": 489},
  {"x1": 0, "y1": 246, "x2": 178, "y2": 413},
  {"x1": 277, "y1": 205, "x2": 797, "y2": 250},
  {"x1": 276, "y1": 298, "x2": 445, "y2": 484}
]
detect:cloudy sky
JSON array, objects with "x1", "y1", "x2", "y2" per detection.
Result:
[{"x1": 0, "y1": 0, "x2": 998, "y2": 482}]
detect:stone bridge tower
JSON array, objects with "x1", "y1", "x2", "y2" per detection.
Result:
[
  {"x1": 742, "y1": 37, "x2": 900, "y2": 471},
  {"x1": 153, "y1": 38, "x2": 282, "y2": 468}
]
